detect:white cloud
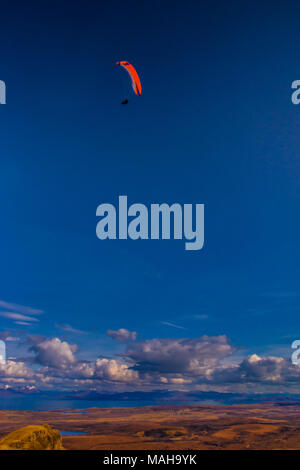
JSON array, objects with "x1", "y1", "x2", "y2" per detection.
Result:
[
  {"x1": 125, "y1": 335, "x2": 234, "y2": 375},
  {"x1": 161, "y1": 321, "x2": 187, "y2": 330},
  {"x1": 95, "y1": 359, "x2": 138, "y2": 382},
  {"x1": 31, "y1": 338, "x2": 77, "y2": 369},
  {"x1": 0, "y1": 300, "x2": 43, "y2": 315},
  {"x1": 0, "y1": 312, "x2": 39, "y2": 323},
  {"x1": 0, "y1": 360, "x2": 33, "y2": 379},
  {"x1": 0, "y1": 333, "x2": 299, "y2": 394},
  {"x1": 107, "y1": 328, "x2": 138, "y2": 343},
  {"x1": 208, "y1": 354, "x2": 294, "y2": 386},
  {"x1": 56, "y1": 323, "x2": 88, "y2": 335}
]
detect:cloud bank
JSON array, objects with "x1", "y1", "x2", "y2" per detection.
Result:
[{"x1": 0, "y1": 331, "x2": 298, "y2": 395}]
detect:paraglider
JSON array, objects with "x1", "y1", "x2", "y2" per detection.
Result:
[{"x1": 116, "y1": 60, "x2": 142, "y2": 104}]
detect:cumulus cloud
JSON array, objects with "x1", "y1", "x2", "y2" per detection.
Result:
[
  {"x1": 0, "y1": 360, "x2": 34, "y2": 379},
  {"x1": 160, "y1": 376, "x2": 192, "y2": 384},
  {"x1": 125, "y1": 335, "x2": 234, "y2": 376},
  {"x1": 107, "y1": 328, "x2": 138, "y2": 343},
  {"x1": 208, "y1": 354, "x2": 300, "y2": 386},
  {"x1": 1, "y1": 332, "x2": 299, "y2": 394},
  {"x1": 18, "y1": 336, "x2": 138, "y2": 386},
  {"x1": 30, "y1": 338, "x2": 77, "y2": 369},
  {"x1": 41, "y1": 358, "x2": 138, "y2": 384},
  {"x1": 95, "y1": 359, "x2": 138, "y2": 382}
]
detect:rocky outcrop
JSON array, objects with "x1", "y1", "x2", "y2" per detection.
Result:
[{"x1": 0, "y1": 424, "x2": 64, "y2": 450}]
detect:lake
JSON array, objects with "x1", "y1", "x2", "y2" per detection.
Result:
[
  {"x1": 0, "y1": 396, "x2": 218, "y2": 411},
  {"x1": 59, "y1": 431, "x2": 88, "y2": 436}
]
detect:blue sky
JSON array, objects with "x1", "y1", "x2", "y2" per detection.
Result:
[{"x1": 1, "y1": 0, "x2": 300, "y2": 396}]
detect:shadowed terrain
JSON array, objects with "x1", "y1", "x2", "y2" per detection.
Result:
[{"x1": 1, "y1": 404, "x2": 300, "y2": 450}]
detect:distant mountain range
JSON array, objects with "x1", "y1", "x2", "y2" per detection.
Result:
[
  {"x1": 1, "y1": 386, "x2": 300, "y2": 406},
  {"x1": 63, "y1": 389, "x2": 300, "y2": 405}
]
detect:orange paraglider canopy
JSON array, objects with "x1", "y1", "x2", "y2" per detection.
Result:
[{"x1": 116, "y1": 60, "x2": 142, "y2": 96}]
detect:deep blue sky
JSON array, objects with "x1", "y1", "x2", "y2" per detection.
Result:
[{"x1": 1, "y1": 0, "x2": 300, "y2": 361}]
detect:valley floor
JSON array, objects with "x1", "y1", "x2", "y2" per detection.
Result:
[{"x1": 0, "y1": 404, "x2": 300, "y2": 450}]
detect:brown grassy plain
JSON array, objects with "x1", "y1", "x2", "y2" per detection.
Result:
[{"x1": 1, "y1": 404, "x2": 300, "y2": 450}]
